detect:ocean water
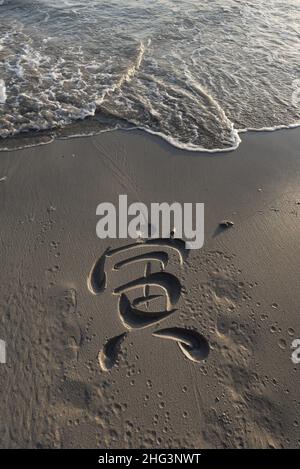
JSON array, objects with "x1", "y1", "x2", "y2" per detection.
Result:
[{"x1": 0, "y1": 0, "x2": 299, "y2": 151}]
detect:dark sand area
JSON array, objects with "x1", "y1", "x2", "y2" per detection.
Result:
[{"x1": 0, "y1": 128, "x2": 299, "y2": 448}]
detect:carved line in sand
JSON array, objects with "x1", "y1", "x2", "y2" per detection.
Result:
[
  {"x1": 88, "y1": 238, "x2": 210, "y2": 371},
  {"x1": 98, "y1": 333, "x2": 127, "y2": 372},
  {"x1": 87, "y1": 238, "x2": 188, "y2": 296},
  {"x1": 152, "y1": 327, "x2": 210, "y2": 362}
]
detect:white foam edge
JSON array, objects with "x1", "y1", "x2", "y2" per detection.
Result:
[{"x1": 1, "y1": 120, "x2": 300, "y2": 153}]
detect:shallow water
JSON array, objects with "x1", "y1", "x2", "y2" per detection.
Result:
[{"x1": 0, "y1": 0, "x2": 299, "y2": 151}]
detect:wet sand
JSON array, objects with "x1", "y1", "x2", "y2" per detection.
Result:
[{"x1": 0, "y1": 127, "x2": 299, "y2": 448}]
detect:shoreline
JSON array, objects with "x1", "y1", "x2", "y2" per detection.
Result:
[{"x1": 0, "y1": 127, "x2": 300, "y2": 448}]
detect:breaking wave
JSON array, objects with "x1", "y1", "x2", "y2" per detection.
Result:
[{"x1": 0, "y1": 0, "x2": 300, "y2": 151}]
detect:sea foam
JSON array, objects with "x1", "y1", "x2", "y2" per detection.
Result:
[{"x1": 0, "y1": 80, "x2": 7, "y2": 104}]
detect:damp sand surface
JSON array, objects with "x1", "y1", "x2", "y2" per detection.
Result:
[{"x1": 0, "y1": 128, "x2": 300, "y2": 448}]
